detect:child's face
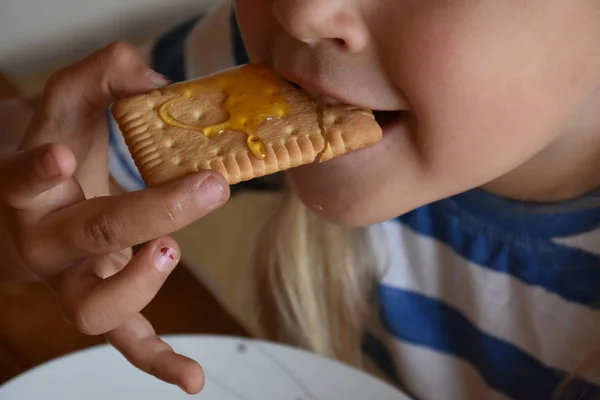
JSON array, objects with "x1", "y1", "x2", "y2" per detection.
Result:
[{"x1": 235, "y1": 0, "x2": 600, "y2": 226}]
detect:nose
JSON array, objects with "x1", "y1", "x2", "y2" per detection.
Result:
[{"x1": 273, "y1": 0, "x2": 368, "y2": 54}]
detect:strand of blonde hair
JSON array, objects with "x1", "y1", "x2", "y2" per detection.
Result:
[{"x1": 250, "y1": 189, "x2": 377, "y2": 367}]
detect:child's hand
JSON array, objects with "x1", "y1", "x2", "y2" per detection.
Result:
[{"x1": 0, "y1": 43, "x2": 230, "y2": 394}]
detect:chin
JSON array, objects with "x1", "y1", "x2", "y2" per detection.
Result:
[
  {"x1": 287, "y1": 157, "x2": 381, "y2": 228},
  {"x1": 296, "y1": 190, "x2": 375, "y2": 227},
  {"x1": 286, "y1": 121, "x2": 408, "y2": 227}
]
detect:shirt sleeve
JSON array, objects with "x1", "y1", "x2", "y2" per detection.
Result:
[
  {"x1": 106, "y1": 108, "x2": 146, "y2": 191},
  {"x1": 107, "y1": 0, "x2": 283, "y2": 193},
  {"x1": 107, "y1": 12, "x2": 205, "y2": 192}
]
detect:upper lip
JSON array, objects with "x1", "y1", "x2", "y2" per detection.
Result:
[
  {"x1": 279, "y1": 69, "x2": 407, "y2": 114},
  {"x1": 277, "y1": 69, "x2": 375, "y2": 110},
  {"x1": 281, "y1": 71, "x2": 407, "y2": 128}
]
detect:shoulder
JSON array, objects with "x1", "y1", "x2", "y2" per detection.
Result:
[{"x1": 151, "y1": 0, "x2": 246, "y2": 82}]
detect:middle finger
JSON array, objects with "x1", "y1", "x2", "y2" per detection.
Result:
[{"x1": 56, "y1": 237, "x2": 180, "y2": 336}]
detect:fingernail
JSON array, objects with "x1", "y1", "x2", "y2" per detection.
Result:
[
  {"x1": 146, "y1": 69, "x2": 171, "y2": 88},
  {"x1": 154, "y1": 245, "x2": 178, "y2": 272},
  {"x1": 198, "y1": 176, "x2": 227, "y2": 206},
  {"x1": 38, "y1": 150, "x2": 61, "y2": 179}
]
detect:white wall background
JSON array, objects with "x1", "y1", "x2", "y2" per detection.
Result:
[{"x1": 0, "y1": 0, "x2": 217, "y2": 79}]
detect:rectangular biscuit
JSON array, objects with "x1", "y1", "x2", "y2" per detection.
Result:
[{"x1": 110, "y1": 64, "x2": 382, "y2": 187}]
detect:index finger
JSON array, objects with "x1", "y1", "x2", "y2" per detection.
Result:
[
  {"x1": 20, "y1": 42, "x2": 170, "y2": 152},
  {"x1": 37, "y1": 171, "x2": 229, "y2": 266}
]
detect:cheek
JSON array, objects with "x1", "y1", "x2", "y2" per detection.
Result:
[
  {"x1": 393, "y1": 5, "x2": 579, "y2": 185},
  {"x1": 289, "y1": 4, "x2": 589, "y2": 226}
]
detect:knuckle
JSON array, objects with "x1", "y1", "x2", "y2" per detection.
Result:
[
  {"x1": 15, "y1": 239, "x2": 37, "y2": 267},
  {"x1": 13, "y1": 230, "x2": 41, "y2": 267},
  {"x1": 83, "y1": 213, "x2": 122, "y2": 251},
  {"x1": 130, "y1": 283, "x2": 154, "y2": 307},
  {"x1": 60, "y1": 298, "x2": 105, "y2": 336},
  {"x1": 103, "y1": 41, "x2": 140, "y2": 71},
  {"x1": 44, "y1": 69, "x2": 70, "y2": 101},
  {"x1": 42, "y1": 69, "x2": 79, "y2": 127},
  {"x1": 162, "y1": 202, "x2": 182, "y2": 229}
]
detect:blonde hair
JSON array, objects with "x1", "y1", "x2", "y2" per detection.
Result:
[{"x1": 250, "y1": 189, "x2": 377, "y2": 367}]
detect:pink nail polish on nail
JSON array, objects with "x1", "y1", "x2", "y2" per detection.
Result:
[
  {"x1": 146, "y1": 69, "x2": 172, "y2": 88},
  {"x1": 155, "y1": 246, "x2": 177, "y2": 272}
]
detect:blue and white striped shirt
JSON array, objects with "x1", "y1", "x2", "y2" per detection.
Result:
[{"x1": 107, "y1": 2, "x2": 600, "y2": 399}]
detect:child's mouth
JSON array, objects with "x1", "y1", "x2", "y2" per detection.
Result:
[
  {"x1": 318, "y1": 93, "x2": 407, "y2": 129},
  {"x1": 292, "y1": 82, "x2": 407, "y2": 130},
  {"x1": 373, "y1": 110, "x2": 407, "y2": 128}
]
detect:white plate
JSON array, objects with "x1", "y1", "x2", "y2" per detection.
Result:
[{"x1": 0, "y1": 335, "x2": 409, "y2": 400}]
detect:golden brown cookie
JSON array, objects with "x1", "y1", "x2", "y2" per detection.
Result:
[{"x1": 110, "y1": 64, "x2": 382, "y2": 186}]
